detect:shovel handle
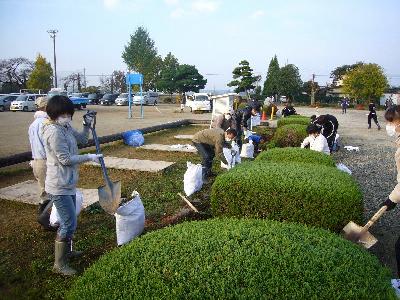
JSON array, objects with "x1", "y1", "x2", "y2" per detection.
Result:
[
  {"x1": 363, "y1": 206, "x2": 387, "y2": 231},
  {"x1": 89, "y1": 116, "x2": 111, "y2": 184}
]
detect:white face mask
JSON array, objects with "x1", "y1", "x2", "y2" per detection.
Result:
[
  {"x1": 224, "y1": 114, "x2": 232, "y2": 120},
  {"x1": 225, "y1": 137, "x2": 232, "y2": 142},
  {"x1": 56, "y1": 116, "x2": 72, "y2": 127}
]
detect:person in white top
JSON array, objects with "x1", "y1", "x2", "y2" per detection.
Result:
[{"x1": 301, "y1": 124, "x2": 330, "y2": 155}]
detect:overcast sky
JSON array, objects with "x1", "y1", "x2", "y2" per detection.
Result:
[{"x1": 1, "y1": 0, "x2": 399, "y2": 90}]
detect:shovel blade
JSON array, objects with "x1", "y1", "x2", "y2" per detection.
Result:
[
  {"x1": 342, "y1": 221, "x2": 378, "y2": 249},
  {"x1": 98, "y1": 180, "x2": 122, "y2": 215}
]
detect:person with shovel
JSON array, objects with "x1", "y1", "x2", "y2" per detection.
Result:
[
  {"x1": 42, "y1": 95, "x2": 102, "y2": 276},
  {"x1": 380, "y1": 105, "x2": 400, "y2": 277}
]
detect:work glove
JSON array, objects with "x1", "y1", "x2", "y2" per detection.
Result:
[
  {"x1": 83, "y1": 110, "x2": 96, "y2": 127},
  {"x1": 381, "y1": 198, "x2": 397, "y2": 211},
  {"x1": 87, "y1": 153, "x2": 103, "y2": 164}
]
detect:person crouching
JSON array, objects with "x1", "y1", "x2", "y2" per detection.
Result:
[
  {"x1": 192, "y1": 128, "x2": 237, "y2": 179},
  {"x1": 301, "y1": 124, "x2": 330, "y2": 155}
]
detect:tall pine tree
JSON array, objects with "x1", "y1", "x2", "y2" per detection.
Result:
[
  {"x1": 262, "y1": 55, "x2": 280, "y2": 101},
  {"x1": 227, "y1": 60, "x2": 258, "y2": 94}
]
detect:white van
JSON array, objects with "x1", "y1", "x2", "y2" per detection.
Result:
[
  {"x1": 186, "y1": 93, "x2": 211, "y2": 112},
  {"x1": 10, "y1": 94, "x2": 44, "y2": 112}
]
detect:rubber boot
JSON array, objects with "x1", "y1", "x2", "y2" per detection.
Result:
[
  {"x1": 53, "y1": 241, "x2": 77, "y2": 276},
  {"x1": 67, "y1": 239, "x2": 83, "y2": 259}
]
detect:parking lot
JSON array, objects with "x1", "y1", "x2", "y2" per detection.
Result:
[{"x1": 0, "y1": 104, "x2": 210, "y2": 157}]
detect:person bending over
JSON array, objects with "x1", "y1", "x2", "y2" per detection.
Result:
[
  {"x1": 301, "y1": 124, "x2": 330, "y2": 155},
  {"x1": 233, "y1": 104, "x2": 260, "y2": 149},
  {"x1": 310, "y1": 114, "x2": 338, "y2": 152},
  {"x1": 192, "y1": 128, "x2": 237, "y2": 179}
]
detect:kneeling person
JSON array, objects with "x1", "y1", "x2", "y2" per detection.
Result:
[
  {"x1": 301, "y1": 124, "x2": 330, "y2": 155},
  {"x1": 192, "y1": 128, "x2": 237, "y2": 179}
]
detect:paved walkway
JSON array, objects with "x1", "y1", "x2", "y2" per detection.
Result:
[
  {"x1": 0, "y1": 180, "x2": 99, "y2": 207},
  {"x1": 140, "y1": 143, "x2": 197, "y2": 153},
  {"x1": 85, "y1": 156, "x2": 175, "y2": 172}
]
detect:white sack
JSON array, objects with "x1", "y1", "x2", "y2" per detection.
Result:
[
  {"x1": 184, "y1": 162, "x2": 203, "y2": 196},
  {"x1": 336, "y1": 163, "x2": 352, "y2": 175},
  {"x1": 115, "y1": 193, "x2": 145, "y2": 246},
  {"x1": 50, "y1": 191, "x2": 84, "y2": 226},
  {"x1": 221, "y1": 144, "x2": 241, "y2": 169},
  {"x1": 240, "y1": 141, "x2": 255, "y2": 158},
  {"x1": 251, "y1": 115, "x2": 261, "y2": 127}
]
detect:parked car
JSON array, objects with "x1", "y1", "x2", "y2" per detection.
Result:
[
  {"x1": 10, "y1": 94, "x2": 44, "y2": 112},
  {"x1": 47, "y1": 88, "x2": 68, "y2": 98},
  {"x1": 185, "y1": 93, "x2": 211, "y2": 112},
  {"x1": 100, "y1": 93, "x2": 119, "y2": 105},
  {"x1": 115, "y1": 93, "x2": 132, "y2": 106},
  {"x1": 132, "y1": 91, "x2": 158, "y2": 106},
  {"x1": 0, "y1": 94, "x2": 19, "y2": 111},
  {"x1": 69, "y1": 93, "x2": 89, "y2": 110},
  {"x1": 87, "y1": 93, "x2": 103, "y2": 104}
]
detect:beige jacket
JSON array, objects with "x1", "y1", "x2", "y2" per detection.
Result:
[
  {"x1": 192, "y1": 128, "x2": 225, "y2": 155},
  {"x1": 389, "y1": 141, "x2": 400, "y2": 203}
]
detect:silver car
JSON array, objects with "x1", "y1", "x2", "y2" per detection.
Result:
[
  {"x1": 0, "y1": 94, "x2": 19, "y2": 111},
  {"x1": 115, "y1": 93, "x2": 130, "y2": 106},
  {"x1": 132, "y1": 91, "x2": 158, "y2": 106}
]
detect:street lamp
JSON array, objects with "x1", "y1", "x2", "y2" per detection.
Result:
[{"x1": 47, "y1": 29, "x2": 58, "y2": 88}]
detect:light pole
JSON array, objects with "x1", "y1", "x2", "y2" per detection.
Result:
[{"x1": 47, "y1": 29, "x2": 58, "y2": 88}]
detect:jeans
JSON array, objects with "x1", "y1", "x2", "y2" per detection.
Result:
[
  {"x1": 193, "y1": 142, "x2": 215, "y2": 176},
  {"x1": 49, "y1": 194, "x2": 77, "y2": 240}
]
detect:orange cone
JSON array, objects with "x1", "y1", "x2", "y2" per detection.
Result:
[{"x1": 261, "y1": 111, "x2": 267, "y2": 121}]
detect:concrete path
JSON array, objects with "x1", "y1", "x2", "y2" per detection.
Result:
[
  {"x1": 0, "y1": 180, "x2": 99, "y2": 207},
  {"x1": 174, "y1": 135, "x2": 194, "y2": 140},
  {"x1": 140, "y1": 143, "x2": 197, "y2": 153},
  {"x1": 85, "y1": 156, "x2": 175, "y2": 172}
]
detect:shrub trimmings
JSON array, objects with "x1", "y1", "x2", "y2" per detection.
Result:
[
  {"x1": 211, "y1": 161, "x2": 363, "y2": 232},
  {"x1": 273, "y1": 124, "x2": 308, "y2": 147},
  {"x1": 256, "y1": 147, "x2": 336, "y2": 167},
  {"x1": 67, "y1": 218, "x2": 396, "y2": 300}
]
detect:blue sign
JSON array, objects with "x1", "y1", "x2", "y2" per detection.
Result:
[{"x1": 126, "y1": 73, "x2": 143, "y2": 85}]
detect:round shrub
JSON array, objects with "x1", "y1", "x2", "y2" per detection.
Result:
[
  {"x1": 211, "y1": 161, "x2": 363, "y2": 232},
  {"x1": 273, "y1": 123, "x2": 308, "y2": 147},
  {"x1": 277, "y1": 116, "x2": 310, "y2": 127},
  {"x1": 256, "y1": 147, "x2": 336, "y2": 167},
  {"x1": 67, "y1": 218, "x2": 395, "y2": 300}
]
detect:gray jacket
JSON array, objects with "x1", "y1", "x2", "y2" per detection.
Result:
[{"x1": 43, "y1": 121, "x2": 91, "y2": 195}]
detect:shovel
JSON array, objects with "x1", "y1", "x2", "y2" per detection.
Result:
[
  {"x1": 342, "y1": 206, "x2": 387, "y2": 249},
  {"x1": 88, "y1": 113, "x2": 121, "y2": 215}
]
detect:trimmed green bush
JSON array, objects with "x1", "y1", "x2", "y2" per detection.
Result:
[
  {"x1": 273, "y1": 123, "x2": 308, "y2": 147},
  {"x1": 277, "y1": 116, "x2": 310, "y2": 127},
  {"x1": 256, "y1": 147, "x2": 336, "y2": 167},
  {"x1": 67, "y1": 218, "x2": 395, "y2": 300},
  {"x1": 211, "y1": 161, "x2": 363, "y2": 232}
]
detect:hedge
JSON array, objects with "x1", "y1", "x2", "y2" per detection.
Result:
[
  {"x1": 67, "y1": 219, "x2": 395, "y2": 300},
  {"x1": 211, "y1": 161, "x2": 363, "y2": 232},
  {"x1": 256, "y1": 147, "x2": 336, "y2": 167},
  {"x1": 277, "y1": 116, "x2": 310, "y2": 127},
  {"x1": 273, "y1": 123, "x2": 308, "y2": 147}
]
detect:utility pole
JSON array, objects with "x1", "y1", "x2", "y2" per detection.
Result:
[
  {"x1": 83, "y1": 68, "x2": 86, "y2": 88},
  {"x1": 47, "y1": 29, "x2": 58, "y2": 88},
  {"x1": 311, "y1": 73, "x2": 316, "y2": 106}
]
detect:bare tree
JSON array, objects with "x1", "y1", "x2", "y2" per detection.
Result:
[
  {"x1": 0, "y1": 57, "x2": 34, "y2": 92},
  {"x1": 62, "y1": 72, "x2": 84, "y2": 92}
]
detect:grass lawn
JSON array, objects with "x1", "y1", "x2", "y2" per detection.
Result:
[{"x1": 0, "y1": 124, "x2": 218, "y2": 299}]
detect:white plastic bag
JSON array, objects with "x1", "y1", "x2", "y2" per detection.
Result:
[
  {"x1": 221, "y1": 144, "x2": 241, "y2": 169},
  {"x1": 336, "y1": 163, "x2": 352, "y2": 174},
  {"x1": 49, "y1": 191, "x2": 84, "y2": 226},
  {"x1": 115, "y1": 192, "x2": 145, "y2": 246},
  {"x1": 184, "y1": 162, "x2": 203, "y2": 196},
  {"x1": 240, "y1": 140, "x2": 255, "y2": 158}
]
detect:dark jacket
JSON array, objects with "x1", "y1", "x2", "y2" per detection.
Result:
[
  {"x1": 282, "y1": 106, "x2": 296, "y2": 117},
  {"x1": 369, "y1": 103, "x2": 376, "y2": 115},
  {"x1": 233, "y1": 106, "x2": 252, "y2": 129},
  {"x1": 312, "y1": 114, "x2": 338, "y2": 142}
]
